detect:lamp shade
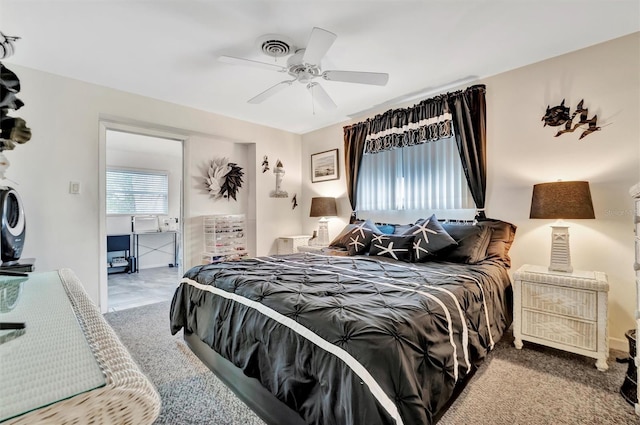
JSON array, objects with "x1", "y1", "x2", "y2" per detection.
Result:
[
  {"x1": 530, "y1": 181, "x2": 595, "y2": 219},
  {"x1": 309, "y1": 197, "x2": 337, "y2": 217}
]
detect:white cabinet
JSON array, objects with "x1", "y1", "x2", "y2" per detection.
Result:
[
  {"x1": 513, "y1": 264, "x2": 609, "y2": 371},
  {"x1": 630, "y1": 182, "x2": 640, "y2": 415},
  {"x1": 277, "y1": 235, "x2": 311, "y2": 255},
  {"x1": 202, "y1": 214, "x2": 247, "y2": 264}
]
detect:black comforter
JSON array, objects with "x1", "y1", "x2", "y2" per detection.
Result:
[{"x1": 170, "y1": 253, "x2": 512, "y2": 425}]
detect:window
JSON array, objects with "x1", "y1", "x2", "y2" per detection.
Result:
[
  {"x1": 356, "y1": 135, "x2": 473, "y2": 211},
  {"x1": 106, "y1": 168, "x2": 169, "y2": 215}
]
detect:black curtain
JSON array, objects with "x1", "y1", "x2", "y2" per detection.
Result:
[
  {"x1": 343, "y1": 84, "x2": 487, "y2": 218},
  {"x1": 447, "y1": 85, "x2": 487, "y2": 219},
  {"x1": 343, "y1": 121, "x2": 369, "y2": 219}
]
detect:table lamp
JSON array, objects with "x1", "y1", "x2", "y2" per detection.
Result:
[
  {"x1": 529, "y1": 181, "x2": 595, "y2": 273},
  {"x1": 309, "y1": 197, "x2": 337, "y2": 246}
]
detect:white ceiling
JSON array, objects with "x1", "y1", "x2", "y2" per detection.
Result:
[{"x1": 1, "y1": 1, "x2": 638, "y2": 135}]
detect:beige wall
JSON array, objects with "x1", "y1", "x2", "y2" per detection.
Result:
[
  {"x1": 4, "y1": 65, "x2": 303, "y2": 311},
  {"x1": 301, "y1": 33, "x2": 640, "y2": 349},
  {"x1": 4, "y1": 31, "x2": 638, "y2": 348}
]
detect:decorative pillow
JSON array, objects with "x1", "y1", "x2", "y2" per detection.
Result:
[
  {"x1": 392, "y1": 224, "x2": 414, "y2": 235},
  {"x1": 402, "y1": 215, "x2": 458, "y2": 261},
  {"x1": 353, "y1": 219, "x2": 395, "y2": 235},
  {"x1": 439, "y1": 223, "x2": 493, "y2": 264},
  {"x1": 329, "y1": 220, "x2": 380, "y2": 255},
  {"x1": 345, "y1": 229, "x2": 375, "y2": 255},
  {"x1": 376, "y1": 224, "x2": 395, "y2": 235},
  {"x1": 477, "y1": 219, "x2": 517, "y2": 267},
  {"x1": 369, "y1": 234, "x2": 414, "y2": 262}
]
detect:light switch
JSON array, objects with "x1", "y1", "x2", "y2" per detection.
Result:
[{"x1": 69, "y1": 181, "x2": 81, "y2": 194}]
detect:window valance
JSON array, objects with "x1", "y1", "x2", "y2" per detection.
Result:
[
  {"x1": 364, "y1": 113, "x2": 453, "y2": 154},
  {"x1": 344, "y1": 84, "x2": 487, "y2": 218}
]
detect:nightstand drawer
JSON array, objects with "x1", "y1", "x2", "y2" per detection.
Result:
[
  {"x1": 522, "y1": 282, "x2": 597, "y2": 321},
  {"x1": 522, "y1": 309, "x2": 597, "y2": 351}
]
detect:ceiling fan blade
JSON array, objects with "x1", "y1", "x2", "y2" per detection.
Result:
[
  {"x1": 248, "y1": 80, "x2": 294, "y2": 104},
  {"x1": 322, "y1": 70, "x2": 389, "y2": 86},
  {"x1": 302, "y1": 27, "x2": 337, "y2": 66},
  {"x1": 219, "y1": 55, "x2": 286, "y2": 72},
  {"x1": 307, "y1": 82, "x2": 337, "y2": 110}
]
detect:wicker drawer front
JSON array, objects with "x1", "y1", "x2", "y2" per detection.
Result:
[
  {"x1": 522, "y1": 282, "x2": 597, "y2": 321},
  {"x1": 522, "y1": 309, "x2": 597, "y2": 351}
]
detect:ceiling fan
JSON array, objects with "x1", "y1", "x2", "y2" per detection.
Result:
[{"x1": 218, "y1": 27, "x2": 389, "y2": 110}]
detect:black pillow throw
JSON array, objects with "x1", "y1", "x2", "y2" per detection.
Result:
[
  {"x1": 404, "y1": 215, "x2": 457, "y2": 261},
  {"x1": 369, "y1": 234, "x2": 414, "y2": 262},
  {"x1": 345, "y1": 228, "x2": 375, "y2": 255},
  {"x1": 329, "y1": 220, "x2": 380, "y2": 255},
  {"x1": 439, "y1": 223, "x2": 493, "y2": 264}
]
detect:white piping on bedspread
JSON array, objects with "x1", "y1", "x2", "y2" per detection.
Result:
[
  {"x1": 258, "y1": 257, "x2": 461, "y2": 382},
  {"x1": 181, "y1": 277, "x2": 405, "y2": 425},
  {"x1": 303, "y1": 253, "x2": 496, "y2": 350},
  {"x1": 269, "y1": 256, "x2": 472, "y2": 374}
]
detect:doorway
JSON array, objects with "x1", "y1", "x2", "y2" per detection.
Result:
[{"x1": 101, "y1": 127, "x2": 185, "y2": 312}]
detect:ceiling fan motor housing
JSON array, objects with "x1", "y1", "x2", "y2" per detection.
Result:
[{"x1": 287, "y1": 49, "x2": 320, "y2": 82}]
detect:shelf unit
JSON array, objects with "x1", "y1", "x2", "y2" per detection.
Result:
[{"x1": 202, "y1": 214, "x2": 247, "y2": 264}]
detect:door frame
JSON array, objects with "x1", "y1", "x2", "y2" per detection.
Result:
[{"x1": 98, "y1": 119, "x2": 188, "y2": 313}]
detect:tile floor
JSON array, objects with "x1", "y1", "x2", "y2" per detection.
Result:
[{"x1": 107, "y1": 266, "x2": 182, "y2": 312}]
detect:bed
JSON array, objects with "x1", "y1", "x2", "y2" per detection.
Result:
[{"x1": 170, "y1": 218, "x2": 516, "y2": 425}]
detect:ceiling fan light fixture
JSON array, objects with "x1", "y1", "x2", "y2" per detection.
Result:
[{"x1": 221, "y1": 27, "x2": 389, "y2": 109}]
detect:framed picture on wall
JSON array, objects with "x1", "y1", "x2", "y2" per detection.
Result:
[{"x1": 311, "y1": 149, "x2": 339, "y2": 183}]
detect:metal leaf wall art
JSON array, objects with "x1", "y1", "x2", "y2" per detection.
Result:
[
  {"x1": 541, "y1": 99, "x2": 601, "y2": 140},
  {"x1": 205, "y1": 157, "x2": 244, "y2": 201}
]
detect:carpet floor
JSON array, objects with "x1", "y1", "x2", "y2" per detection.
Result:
[{"x1": 105, "y1": 301, "x2": 638, "y2": 425}]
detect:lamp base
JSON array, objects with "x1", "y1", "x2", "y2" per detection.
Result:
[
  {"x1": 317, "y1": 218, "x2": 329, "y2": 246},
  {"x1": 548, "y1": 224, "x2": 573, "y2": 273}
]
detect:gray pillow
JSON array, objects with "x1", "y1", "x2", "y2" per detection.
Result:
[
  {"x1": 403, "y1": 215, "x2": 458, "y2": 261},
  {"x1": 438, "y1": 223, "x2": 493, "y2": 264},
  {"x1": 477, "y1": 219, "x2": 517, "y2": 267},
  {"x1": 369, "y1": 234, "x2": 414, "y2": 262},
  {"x1": 329, "y1": 220, "x2": 380, "y2": 255}
]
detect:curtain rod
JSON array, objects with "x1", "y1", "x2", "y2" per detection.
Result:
[{"x1": 347, "y1": 76, "x2": 479, "y2": 121}]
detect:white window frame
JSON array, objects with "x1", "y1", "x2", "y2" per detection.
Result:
[
  {"x1": 106, "y1": 167, "x2": 169, "y2": 216},
  {"x1": 356, "y1": 135, "x2": 474, "y2": 213}
]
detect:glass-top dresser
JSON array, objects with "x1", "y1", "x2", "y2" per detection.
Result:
[{"x1": 0, "y1": 269, "x2": 160, "y2": 424}]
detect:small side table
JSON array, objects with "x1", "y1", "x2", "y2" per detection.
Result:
[
  {"x1": 513, "y1": 264, "x2": 609, "y2": 371},
  {"x1": 277, "y1": 236, "x2": 311, "y2": 255},
  {"x1": 297, "y1": 245, "x2": 329, "y2": 253}
]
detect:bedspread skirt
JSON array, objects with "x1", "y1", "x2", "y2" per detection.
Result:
[{"x1": 170, "y1": 254, "x2": 512, "y2": 425}]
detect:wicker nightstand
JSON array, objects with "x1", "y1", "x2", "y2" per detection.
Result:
[
  {"x1": 277, "y1": 236, "x2": 312, "y2": 255},
  {"x1": 513, "y1": 264, "x2": 609, "y2": 371}
]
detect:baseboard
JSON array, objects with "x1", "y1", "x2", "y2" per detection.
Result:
[
  {"x1": 610, "y1": 336, "x2": 628, "y2": 353},
  {"x1": 139, "y1": 263, "x2": 176, "y2": 270}
]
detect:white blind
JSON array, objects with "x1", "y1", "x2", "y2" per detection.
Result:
[
  {"x1": 356, "y1": 135, "x2": 474, "y2": 211},
  {"x1": 106, "y1": 168, "x2": 168, "y2": 215}
]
